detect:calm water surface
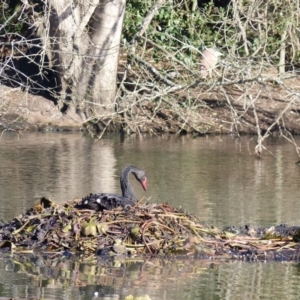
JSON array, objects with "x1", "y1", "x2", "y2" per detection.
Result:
[{"x1": 0, "y1": 132, "x2": 300, "y2": 299}]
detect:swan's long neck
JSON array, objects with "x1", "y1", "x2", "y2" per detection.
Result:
[{"x1": 120, "y1": 166, "x2": 136, "y2": 202}]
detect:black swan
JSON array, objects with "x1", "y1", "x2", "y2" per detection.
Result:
[{"x1": 81, "y1": 165, "x2": 147, "y2": 211}]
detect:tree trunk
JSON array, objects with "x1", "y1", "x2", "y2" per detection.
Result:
[{"x1": 47, "y1": 0, "x2": 126, "y2": 120}]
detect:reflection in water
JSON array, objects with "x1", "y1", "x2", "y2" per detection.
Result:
[
  {"x1": 0, "y1": 133, "x2": 300, "y2": 227},
  {"x1": 1, "y1": 132, "x2": 300, "y2": 298},
  {"x1": 1, "y1": 132, "x2": 300, "y2": 225},
  {"x1": 0, "y1": 133, "x2": 119, "y2": 221},
  {"x1": 1, "y1": 254, "x2": 300, "y2": 300}
]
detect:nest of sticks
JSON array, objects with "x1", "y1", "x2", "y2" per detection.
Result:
[{"x1": 1, "y1": 197, "x2": 300, "y2": 260}]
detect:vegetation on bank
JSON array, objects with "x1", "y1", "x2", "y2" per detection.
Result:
[{"x1": 1, "y1": 1, "x2": 300, "y2": 155}]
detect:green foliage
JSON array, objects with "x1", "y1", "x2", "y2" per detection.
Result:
[
  {"x1": 1, "y1": 0, "x2": 299, "y2": 65},
  {"x1": 123, "y1": 0, "x2": 300, "y2": 64},
  {"x1": 0, "y1": 0, "x2": 43, "y2": 37},
  {"x1": 0, "y1": 2, "x2": 24, "y2": 34},
  {"x1": 123, "y1": 0, "x2": 226, "y2": 63}
]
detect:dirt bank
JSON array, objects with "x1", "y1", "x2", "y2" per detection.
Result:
[
  {"x1": 0, "y1": 85, "x2": 83, "y2": 132},
  {"x1": 1, "y1": 75, "x2": 300, "y2": 136}
]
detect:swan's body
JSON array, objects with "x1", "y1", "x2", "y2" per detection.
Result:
[
  {"x1": 81, "y1": 193, "x2": 135, "y2": 211},
  {"x1": 81, "y1": 165, "x2": 147, "y2": 211}
]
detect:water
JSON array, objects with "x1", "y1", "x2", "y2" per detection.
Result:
[
  {"x1": 0, "y1": 255, "x2": 300, "y2": 300},
  {"x1": 1, "y1": 132, "x2": 300, "y2": 227},
  {"x1": 0, "y1": 132, "x2": 300, "y2": 299}
]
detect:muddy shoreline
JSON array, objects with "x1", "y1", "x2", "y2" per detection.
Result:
[{"x1": 1, "y1": 83, "x2": 300, "y2": 136}]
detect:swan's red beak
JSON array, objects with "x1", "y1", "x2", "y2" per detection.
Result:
[{"x1": 141, "y1": 177, "x2": 147, "y2": 191}]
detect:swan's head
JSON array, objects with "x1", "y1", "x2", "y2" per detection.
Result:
[
  {"x1": 140, "y1": 176, "x2": 147, "y2": 191},
  {"x1": 122, "y1": 165, "x2": 148, "y2": 193},
  {"x1": 135, "y1": 170, "x2": 147, "y2": 191}
]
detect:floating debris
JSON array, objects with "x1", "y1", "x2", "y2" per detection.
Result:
[{"x1": 0, "y1": 197, "x2": 300, "y2": 260}]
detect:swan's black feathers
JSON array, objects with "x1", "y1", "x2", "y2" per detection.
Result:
[
  {"x1": 81, "y1": 165, "x2": 146, "y2": 212},
  {"x1": 82, "y1": 193, "x2": 135, "y2": 211}
]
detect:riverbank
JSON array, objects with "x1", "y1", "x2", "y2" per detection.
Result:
[
  {"x1": 0, "y1": 85, "x2": 82, "y2": 132},
  {"x1": 1, "y1": 73, "x2": 300, "y2": 135}
]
